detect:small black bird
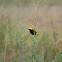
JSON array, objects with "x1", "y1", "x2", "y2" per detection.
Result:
[{"x1": 29, "y1": 28, "x2": 39, "y2": 36}]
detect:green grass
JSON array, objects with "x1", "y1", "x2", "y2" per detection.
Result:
[
  {"x1": 0, "y1": 18, "x2": 62, "y2": 62},
  {"x1": 0, "y1": 1, "x2": 62, "y2": 62}
]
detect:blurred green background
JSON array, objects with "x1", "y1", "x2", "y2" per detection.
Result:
[{"x1": 0, "y1": 0, "x2": 62, "y2": 62}]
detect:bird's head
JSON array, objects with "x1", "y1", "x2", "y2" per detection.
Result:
[{"x1": 29, "y1": 28, "x2": 33, "y2": 30}]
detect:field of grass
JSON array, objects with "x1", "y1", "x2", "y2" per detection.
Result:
[{"x1": 0, "y1": 0, "x2": 62, "y2": 62}]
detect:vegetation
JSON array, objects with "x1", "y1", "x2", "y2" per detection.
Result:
[{"x1": 0, "y1": 0, "x2": 62, "y2": 62}]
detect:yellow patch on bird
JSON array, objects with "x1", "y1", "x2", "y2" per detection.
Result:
[
  {"x1": 29, "y1": 28, "x2": 33, "y2": 30},
  {"x1": 36, "y1": 33, "x2": 38, "y2": 35}
]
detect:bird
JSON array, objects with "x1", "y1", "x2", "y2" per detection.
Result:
[{"x1": 28, "y1": 28, "x2": 39, "y2": 36}]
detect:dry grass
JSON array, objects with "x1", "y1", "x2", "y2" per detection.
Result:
[{"x1": 0, "y1": 0, "x2": 62, "y2": 62}]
